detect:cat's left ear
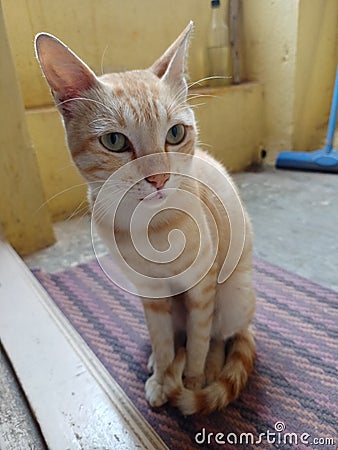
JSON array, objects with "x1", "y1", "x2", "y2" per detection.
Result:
[
  {"x1": 35, "y1": 33, "x2": 98, "y2": 117},
  {"x1": 150, "y1": 22, "x2": 193, "y2": 94}
]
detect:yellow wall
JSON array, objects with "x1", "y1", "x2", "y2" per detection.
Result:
[
  {"x1": 243, "y1": 0, "x2": 299, "y2": 159},
  {"x1": 293, "y1": 0, "x2": 338, "y2": 152},
  {"x1": 243, "y1": 0, "x2": 338, "y2": 161},
  {"x1": 2, "y1": 0, "x2": 217, "y2": 108},
  {"x1": 192, "y1": 83, "x2": 264, "y2": 172},
  {"x1": 1, "y1": 0, "x2": 337, "y2": 236},
  {"x1": 0, "y1": 1, "x2": 55, "y2": 254},
  {"x1": 26, "y1": 108, "x2": 88, "y2": 221}
]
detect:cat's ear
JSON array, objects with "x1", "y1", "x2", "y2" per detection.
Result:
[
  {"x1": 35, "y1": 33, "x2": 98, "y2": 117},
  {"x1": 150, "y1": 22, "x2": 193, "y2": 94}
]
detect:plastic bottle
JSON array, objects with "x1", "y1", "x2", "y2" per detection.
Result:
[{"x1": 207, "y1": 0, "x2": 232, "y2": 86}]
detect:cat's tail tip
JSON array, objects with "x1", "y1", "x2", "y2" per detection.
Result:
[
  {"x1": 163, "y1": 347, "x2": 213, "y2": 415},
  {"x1": 164, "y1": 329, "x2": 256, "y2": 416},
  {"x1": 164, "y1": 347, "x2": 186, "y2": 389},
  {"x1": 163, "y1": 347, "x2": 198, "y2": 416}
]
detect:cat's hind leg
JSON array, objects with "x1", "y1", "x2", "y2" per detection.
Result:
[{"x1": 205, "y1": 338, "x2": 225, "y2": 385}]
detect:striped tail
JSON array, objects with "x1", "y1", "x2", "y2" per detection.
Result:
[{"x1": 163, "y1": 328, "x2": 255, "y2": 415}]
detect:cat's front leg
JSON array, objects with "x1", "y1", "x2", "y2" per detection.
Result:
[
  {"x1": 184, "y1": 267, "x2": 217, "y2": 390},
  {"x1": 142, "y1": 298, "x2": 175, "y2": 407}
]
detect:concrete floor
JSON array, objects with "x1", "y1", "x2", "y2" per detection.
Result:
[
  {"x1": 0, "y1": 346, "x2": 47, "y2": 450},
  {"x1": 235, "y1": 165, "x2": 338, "y2": 292},
  {"x1": 1, "y1": 165, "x2": 338, "y2": 449}
]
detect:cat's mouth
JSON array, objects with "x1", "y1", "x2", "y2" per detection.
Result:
[{"x1": 141, "y1": 189, "x2": 168, "y2": 203}]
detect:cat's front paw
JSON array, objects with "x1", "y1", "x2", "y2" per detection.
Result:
[
  {"x1": 184, "y1": 373, "x2": 205, "y2": 390},
  {"x1": 145, "y1": 374, "x2": 168, "y2": 407}
]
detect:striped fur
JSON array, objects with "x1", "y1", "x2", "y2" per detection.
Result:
[
  {"x1": 35, "y1": 23, "x2": 256, "y2": 415},
  {"x1": 163, "y1": 329, "x2": 256, "y2": 415}
]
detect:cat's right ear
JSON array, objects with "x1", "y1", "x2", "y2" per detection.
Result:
[
  {"x1": 35, "y1": 33, "x2": 98, "y2": 117},
  {"x1": 150, "y1": 22, "x2": 193, "y2": 94}
]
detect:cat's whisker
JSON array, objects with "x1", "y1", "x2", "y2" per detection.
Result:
[
  {"x1": 171, "y1": 88, "x2": 188, "y2": 108},
  {"x1": 54, "y1": 162, "x2": 88, "y2": 174},
  {"x1": 32, "y1": 183, "x2": 89, "y2": 216},
  {"x1": 32, "y1": 181, "x2": 104, "y2": 216},
  {"x1": 187, "y1": 76, "x2": 227, "y2": 90},
  {"x1": 100, "y1": 44, "x2": 109, "y2": 76},
  {"x1": 168, "y1": 82, "x2": 218, "y2": 117},
  {"x1": 167, "y1": 99, "x2": 190, "y2": 118},
  {"x1": 56, "y1": 97, "x2": 115, "y2": 115},
  {"x1": 187, "y1": 93, "x2": 219, "y2": 101},
  {"x1": 169, "y1": 91, "x2": 221, "y2": 116},
  {"x1": 168, "y1": 101, "x2": 205, "y2": 118},
  {"x1": 89, "y1": 117, "x2": 110, "y2": 126},
  {"x1": 183, "y1": 102, "x2": 206, "y2": 111},
  {"x1": 64, "y1": 201, "x2": 90, "y2": 223},
  {"x1": 166, "y1": 82, "x2": 192, "y2": 116},
  {"x1": 93, "y1": 184, "x2": 130, "y2": 224},
  {"x1": 93, "y1": 201, "x2": 114, "y2": 224},
  {"x1": 197, "y1": 140, "x2": 212, "y2": 149}
]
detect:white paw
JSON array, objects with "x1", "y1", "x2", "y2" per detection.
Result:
[
  {"x1": 145, "y1": 374, "x2": 168, "y2": 407},
  {"x1": 147, "y1": 353, "x2": 154, "y2": 374}
]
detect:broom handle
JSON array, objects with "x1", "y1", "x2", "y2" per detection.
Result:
[{"x1": 325, "y1": 65, "x2": 338, "y2": 153}]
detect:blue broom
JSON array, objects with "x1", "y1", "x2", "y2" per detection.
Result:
[{"x1": 276, "y1": 65, "x2": 338, "y2": 173}]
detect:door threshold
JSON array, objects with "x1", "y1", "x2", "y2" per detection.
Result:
[{"x1": 0, "y1": 241, "x2": 168, "y2": 450}]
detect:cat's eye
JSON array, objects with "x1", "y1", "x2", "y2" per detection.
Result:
[
  {"x1": 166, "y1": 124, "x2": 186, "y2": 145},
  {"x1": 99, "y1": 132, "x2": 130, "y2": 152}
]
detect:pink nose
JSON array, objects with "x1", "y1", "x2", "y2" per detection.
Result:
[{"x1": 146, "y1": 173, "x2": 169, "y2": 189}]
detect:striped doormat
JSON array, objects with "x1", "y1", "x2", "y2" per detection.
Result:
[{"x1": 33, "y1": 258, "x2": 338, "y2": 450}]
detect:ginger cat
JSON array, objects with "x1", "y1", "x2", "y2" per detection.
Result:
[{"x1": 35, "y1": 22, "x2": 256, "y2": 415}]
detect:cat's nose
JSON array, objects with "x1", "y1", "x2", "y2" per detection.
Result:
[{"x1": 145, "y1": 173, "x2": 169, "y2": 189}]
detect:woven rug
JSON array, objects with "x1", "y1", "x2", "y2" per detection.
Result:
[{"x1": 33, "y1": 258, "x2": 338, "y2": 450}]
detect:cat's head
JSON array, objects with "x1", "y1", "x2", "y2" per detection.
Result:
[{"x1": 35, "y1": 23, "x2": 197, "y2": 209}]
